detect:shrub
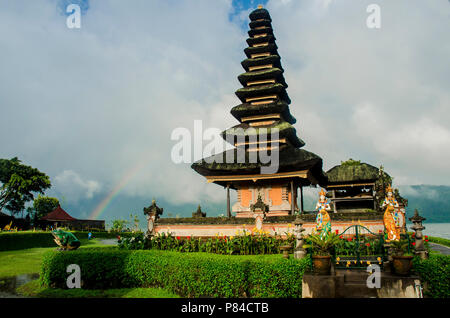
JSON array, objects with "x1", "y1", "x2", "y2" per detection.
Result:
[
  {"x1": 0, "y1": 232, "x2": 55, "y2": 251},
  {"x1": 413, "y1": 254, "x2": 450, "y2": 298},
  {"x1": 40, "y1": 248, "x2": 310, "y2": 297},
  {"x1": 0, "y1": 231, "x2": 133, "y2": 251},
  {"x1": 428, "y1": 236, "x2": 450, "y2": 248}
]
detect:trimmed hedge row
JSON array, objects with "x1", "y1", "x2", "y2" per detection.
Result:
[
  {"x1": 413, "y1": 254, "x2": 450, "y2": 298},
  {"x1": 0, "y1": 232, "x2": 55, "y2": 250},
  {"x1": 40, "y1": 249, "x2": 310, "y2": 297},
  {"x1": 0, "y1": 231, "x2": 133, "y2": 251},
  {"x1": 428, "y1": 236, "x2": 450, "y2": 248}
]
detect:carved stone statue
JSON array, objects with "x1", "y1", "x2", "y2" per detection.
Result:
[
  {"x1": 143, "y1": 199, "x2": 163, "y2": 237},
  {"x1": 382, "y1": 185, "x2": 401, "y2": 241},
  {"x1": 313, "y1": 189, "x2": 331, "y2": 239},
  {"x1": 250, "y1": 195, "x2": 268, "y2": 230}
]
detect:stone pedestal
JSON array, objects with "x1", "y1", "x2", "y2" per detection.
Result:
[{"x1": 302, "y1": 270, "x2": 422, "y2": 298}]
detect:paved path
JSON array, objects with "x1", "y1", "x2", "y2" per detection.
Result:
[
  {"x1": 100, "y1": 239, "x2": 118, "y2": 246},
  {"x1": 429, "y1": 243, "x2": 450, "y2": 255}
]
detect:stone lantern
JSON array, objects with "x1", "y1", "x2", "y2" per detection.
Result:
[
  {"x1": 409, "y1": 209, "x2": 428, "y2": 260},
  {"x1": 294, "y1": 215, "x2": 307, "y2": 259}
]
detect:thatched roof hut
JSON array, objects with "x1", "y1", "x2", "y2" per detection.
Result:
[{"x1": 326, "y1": 160, "x2": 386, "y2": 185}]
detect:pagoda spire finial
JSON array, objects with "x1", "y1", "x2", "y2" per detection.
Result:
[{"x1": 257, "y1": 4, "x2": 263, "y2": 9}]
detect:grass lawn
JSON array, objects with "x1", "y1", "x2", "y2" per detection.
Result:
[
  {"x1": 0, "y1": 239, "x2": 179, "y2": 298},
  {"x1": 16, "y1": 279, "x2": 179, "y2": 298},
  {"x1": 0, "y1": 238, "x2": 109, "y2": 278}
]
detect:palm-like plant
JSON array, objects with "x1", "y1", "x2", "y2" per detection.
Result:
[
  {"x1": 304, "y1": 233, "x2": 341, "y2": 256},
  {"x1": 390, "y1": 239, "x2": 411, "y2": 256}
]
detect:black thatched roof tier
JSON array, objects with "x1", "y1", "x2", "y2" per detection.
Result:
[
  {"x1": 326, "y1": 162, "x2": 384, "y2": 185},
  {"x1": 191, "y1": 6, "x2": 326, "y2": 188},
  {"x1": 237, "y1": 68, "x2": 287, "y2": 87},
  {"x1": 230, "y1": 101, "x2": 297, "y2": 124},
  {"x1": 191, "y1": 145, "x2": 326, "y2": 182},
  {"x1": 246, "y1": 34, "x2": 276, "y2": 46},
  {"x1": 221, "y1": 120, "x2": 305, "y2": 148},
  {"x1": 249, "y1": 19, "x2": 272, "y2": 29},
  {"x1": 235, "y1": 83, "x2": 291, "y2": 104},
  {"x1": 244, "y1": 43, "x2": 278, "y2": 59},
  {"x1": 248, "y1": 27, "x2": 274, "y2": 37},
  {"x1": 249, "y1": 8, "x2": 271, "y2": 21},
  {"x1": 241, "y1": 55, "x2": 282, "y2": 72}
]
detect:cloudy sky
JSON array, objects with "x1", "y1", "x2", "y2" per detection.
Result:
[{"x1": 0, "y1": 0, "x2": 449, "y2": 222}]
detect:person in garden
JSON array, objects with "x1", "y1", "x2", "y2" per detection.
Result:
[
  {"x1": 381, "y1": 185, "x2": 401, "y2": 241},
  {"x1": 314, "y1": 189, "x2": 332, "y2": 239}
]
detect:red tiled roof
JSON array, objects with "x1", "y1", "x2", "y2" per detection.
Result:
[{"x1": 41, "y1": 206, "x2": 77, "y2": 221}]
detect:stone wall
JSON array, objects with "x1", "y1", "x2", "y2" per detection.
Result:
[{"x1": 154, "y1": 213, "x2": 384, "y2": 238}]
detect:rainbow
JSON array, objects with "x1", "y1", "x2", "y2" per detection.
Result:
[{"x1": 88, "y1": 159, "x2": 149, "y2": 220}]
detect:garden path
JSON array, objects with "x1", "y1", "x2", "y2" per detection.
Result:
[{"x1": 429, "y1": 243, "x2": 450, "y2": 255}]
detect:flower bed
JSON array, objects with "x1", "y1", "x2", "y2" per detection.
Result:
[{"x1": 118, "y1": 230, "x2": 295, "y2": 255}]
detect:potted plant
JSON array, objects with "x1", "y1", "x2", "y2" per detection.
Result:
[
  {"x1": 304, "y1": 234, "x2": 340, "y2": 275},
  {"x1": 390, "y1": 239, "x2": 414, "y2": 276}
]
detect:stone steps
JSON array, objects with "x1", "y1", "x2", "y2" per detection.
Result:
[{"x1": 337, "y1": 270, "x2": 378, "y2": 298}]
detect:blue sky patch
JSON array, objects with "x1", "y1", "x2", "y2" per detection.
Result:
[
  {"x1": 230, "y1": 0, "x2": 269, "y2": 29},
  {"x1": 58, "y1": 0, "x2": 89, "y2": 16}
]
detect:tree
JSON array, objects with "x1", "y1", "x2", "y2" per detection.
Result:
[
  {"x1": 30, "y1": 195, "x2": 60, "y2": 219},
  {"x1": 110, "y1": 219, "x2": 128, "y2": 232},
  {"x1": 129, "y1": 213, "x2": 140, "y2": 232},
  {"x1": 0, "y1": 157, "x2": 51, "y2": 216}
]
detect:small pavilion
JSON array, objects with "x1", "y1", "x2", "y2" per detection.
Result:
[
  {"x1": 325, "y1": 160, "x2": 388, "y2": 213},
  {"x1": 40, "y1": 206, "x2": 105, "y2": 230}
]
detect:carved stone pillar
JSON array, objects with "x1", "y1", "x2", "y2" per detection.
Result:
[{"x1": 294, "y1": 216, "x2": 306, "y2": 259}]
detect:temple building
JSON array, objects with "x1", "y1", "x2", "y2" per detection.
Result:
[
  {"x1": 325, "y1": 160, "x2": 385, "y2": 213},
  {"x1": 191, "y1": 6, "x2": 326, "y2": 218},
  {"x1": 152, "y1": 7, "x2": 389, "y2": 238}
]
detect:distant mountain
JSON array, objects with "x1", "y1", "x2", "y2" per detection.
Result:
[{"x1": 398, "y1": 185, "x2": 450, "y2": 223}]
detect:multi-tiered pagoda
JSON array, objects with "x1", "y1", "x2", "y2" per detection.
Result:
[{"x1": 192, "y1": 6, "x2": 326, "y2": 218}]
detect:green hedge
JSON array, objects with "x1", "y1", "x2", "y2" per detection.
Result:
[
  {"x1": 413, "y1": 254, "x2": 450, "y2": 298},
  {"x1": 428, "y1": 236, "x2": 450, "y2": 248},
  {"x1": 0, "y1": 231, "x2": 133, "y2": 251},
  {"x1": 40, "y1": 249, "x2": 310, "y2": 297}
]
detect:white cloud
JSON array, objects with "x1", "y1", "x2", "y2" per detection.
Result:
[
  {"x1": 0, "y1": 0, "x2": 449, "y2": 214},
  {"x1": 53, "y1": 170, "x2": 101, "y2": 201}
]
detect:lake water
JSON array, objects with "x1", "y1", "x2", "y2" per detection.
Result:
[{"x1": 406, "y1": 222, "x2": 450, "y2": 239}]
